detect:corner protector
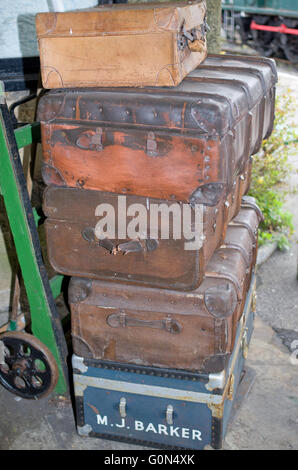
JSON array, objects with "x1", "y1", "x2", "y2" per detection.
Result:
[
  {"x1": 203, "y1": 444, "x2": 215, "y2": 451},
  {"x1": 69, "y1": 278, "x2": 92, "y2": 304},
  {"x1": 77, "y1": 424, "x2": 93, "y2": 437},
  {"x1": 205, "y1": 370, "x2": 226, "y2": 392},
  {"x1": 72, "y1": 354, "x2": 88, "y2": 374},
  {"x1": 207, "y1": 402, "x2": 224, "y2": 419}
]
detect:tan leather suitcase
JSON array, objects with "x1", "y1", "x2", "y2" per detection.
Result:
[
  {"x1": 36, "y1": 1, "x2": 207, "y2": 89},
  {"x1": 69, "y1": 204, "x2": 262, "y2": 373}
]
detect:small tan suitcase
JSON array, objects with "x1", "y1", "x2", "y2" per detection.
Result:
[{"x1": 36, "y1": 1, "x2": 207, "y2": 89}]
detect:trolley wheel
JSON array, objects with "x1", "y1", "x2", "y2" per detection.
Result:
[{"x1": 0, "y1": 332, "x2": 59, "y2": 399}]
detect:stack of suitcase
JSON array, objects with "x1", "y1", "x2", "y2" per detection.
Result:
[{"x1": 36, "y1": 1, "x2": 277, "y2": 450}]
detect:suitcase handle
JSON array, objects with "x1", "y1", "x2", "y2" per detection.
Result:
[
  {"x1": 82, "y1": 227, "x2": 159, "y2": 255},
  {"x1": 75, "y1": 128, "x2": 103, "y2": 151},
  {"x1": 187, "y1": 39, "x2": 206, "y2": 53},
  {"x1": 117, "y1": 239, "x2": 159, "y2": 255},
  {"x1": 107, "y1": 311, "x2": 182, "y2": 334},
  {"x1": 181, "y1": 23, "x2": 207, "y2": 53}
]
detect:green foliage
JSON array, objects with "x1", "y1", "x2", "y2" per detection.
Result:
[{"x1": 248, "y1": 90, "x2": 297, "y2": 250}]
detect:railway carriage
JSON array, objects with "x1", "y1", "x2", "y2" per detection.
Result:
[{"x1": 222, "y1": 0, "x2": 298, "y2": 63}]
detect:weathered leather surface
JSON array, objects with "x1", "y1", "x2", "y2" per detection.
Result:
[
  {"x1": 37, "y1": 54, "x2": 276, "y2": 203},
  {"x1": 36, "y1": 1, "x2": 207, "y2": 88},
  {"x1": 69, "y1": 204, "x2": 262, "y2": 372},
  {"x1": 42, "y1": 165, "x2": 252, "y2": 291}
]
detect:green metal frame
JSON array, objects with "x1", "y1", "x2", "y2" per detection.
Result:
[{"x1": 0, "y1": 82, "x2": 68, "y2": 396}]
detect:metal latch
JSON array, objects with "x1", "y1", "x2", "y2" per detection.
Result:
[
  {"x1": 227, "y1": 374, "x2": 235, "y2": 401},
  {"x1": 182, "y1": 25, "x2": 195, "y2": 42},
  {"x1": 204, "y1": 19, "x2": 210, "y2": 33},
  {"x1": 166, "y1": 404, "x2": 174, "y2": 425},
  {"x1": 252, "y1": 290, "x2": 257, "y2": 313},
  {"x1": 242, "y1": 329, "x2": 249, "y2": 359},
  {"x1": 89, "y1": 127, "x2": 103, "y2": 151},
  {"x1": 76, "y1": 127, "x2": 103, "y2": 151},
  {"x1": 146, "y1": 132, "x2": 159, "y2": 157},
  {"x1": 212, "y1": 207, "x2": 218, "y2": 232},
  {"x1": 119, "y1": 397, "x2": 127, "y2": 418}
]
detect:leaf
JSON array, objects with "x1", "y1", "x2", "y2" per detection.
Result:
[{"x1": 248, "y1": 92, "x2": 295, "y2": 246}]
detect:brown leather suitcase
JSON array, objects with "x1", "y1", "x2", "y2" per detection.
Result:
[
  {"x1": 69, "y1": 204, "x2": 262, "y2": 373},
  {"x1": 197, "y1": 54, "x2": 277, "y2": 148},
  {"x1": 37, "y1": 53, "x2": 277, "y2": 205},
  {"x1": 36, "y1": 1, "x2": 207, "y2": 89},
  {"x1": 42, "y1": 168, "x2": 254, "y2": 292}
]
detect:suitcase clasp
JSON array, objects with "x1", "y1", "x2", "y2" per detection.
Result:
[
  {"x1": 181, "y1": 24, "x2": 207, "y2": 53},
  {"x1": 227, "y1": 374, "x2": 235, "y2": 401},
  {"x1": 146, "y1": 132, "x2": 159, "y2": 157},
  {"x1": 166, "y1": 405, "x2": 174, "y2": 425},
  {"x1": 119, "y1": 397, "x2": 127, "y2": 418},
  {"x1": 242, "y1": 329, "x2": 249, "y2": 359}
]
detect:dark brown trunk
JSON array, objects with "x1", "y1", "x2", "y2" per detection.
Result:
[
  {"x1": 37, "y1": 54, "x2": 277, "y2": 204},
  {"x1": 69, "y1": 204, "x2": 261, "y2": 372},
  {"x1": 42, "y1": 172, "x2": 259, "y2": 291}
]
